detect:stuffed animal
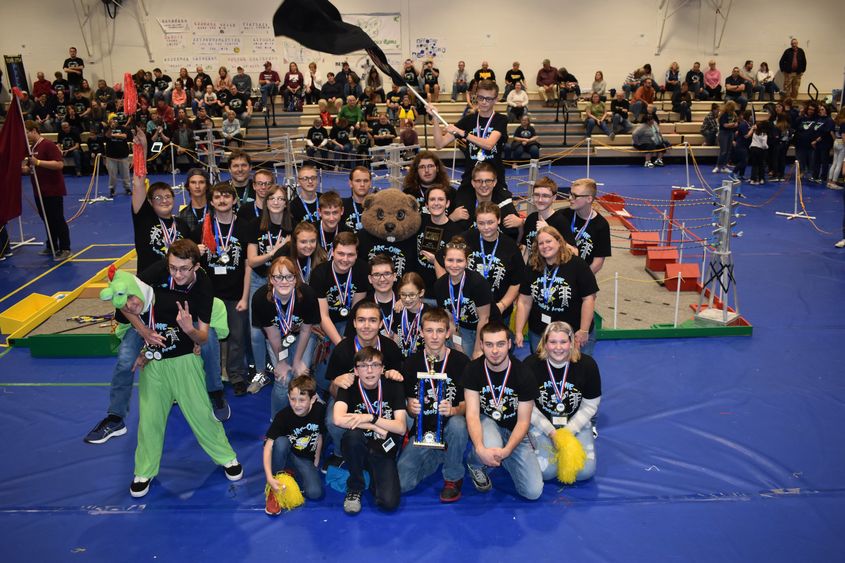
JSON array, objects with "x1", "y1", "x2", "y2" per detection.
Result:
[
  {"x1": 357, "y1": 189, "x2": 422, "y2": 277},
  {"x1": 99, "y1": 265, "x2": 153, "y2": 313}
]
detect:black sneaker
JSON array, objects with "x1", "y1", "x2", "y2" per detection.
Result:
[
  {"x1": 224, "y1": 460, "x2": 244, "y2": 481},
  {"x1": 209, "y1": 391, "x2": 231, "y2": 422},
  {"x1": 109, "y1": 189, "x2": 116, "y2": 198},
  {"x1": 343, "y1": 490, "x2": 362, "y2": 514},
  {"x1": 84, "y1": 416, "x2": 127, "y2": 444},
  {"x1": 130, "y1": 477, "x2": 151, "y2": 498},
  {"x1": 37, "y1": 247, "x2": 53, "y2": 256},
  {"x1": 466, "y1": 464, "x2": 492, "y2": 493},
  {"x1": 321, "y1": 453, "x2": 345, "y2": 475},
  {"x1": 232, "y1": 381, "x2": 248, "y2": 396}
]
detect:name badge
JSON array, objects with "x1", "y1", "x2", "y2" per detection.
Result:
[
  {"x1": 278, "y1": 349, "x2": 289, "y2": 361},
  {"x1": 498, "y1": 198, "x2": 513, "y2": 208},
  {"x1": 214, "y1": 266, "x2": 227, "y2": 275},
  {"x1": 541, "y1": 314, "x2": 552, "y2": 324},
  {"x1": 382, "y1": 436, "x2": 395, "y2": 453},
  {"x1": 452, "y1": 335, "x2": 463, "y2": 346},
  {"x1": 552, "y1": 416, "x2": 568, "y2": 427}
]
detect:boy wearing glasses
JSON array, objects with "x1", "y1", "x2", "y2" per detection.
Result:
[
  {"x1": 430, "y1": 79, "x2": 509, "y2": 191},
  {"x1": 237, "y1": 169, "x2": 274, "y2": 226},
  {"x1": 131, "y1": 176, "x2": 190, "y2": 274},
  {"x1": 290, "y1": 162, "x2": 322, "y2": 225},
  {"x1": 520, "y1": 177, "x2": 568, "y2": 254},
  {"x1": 334, "y1": 346, "x2": 407, "y2": 514},
  {"x1": 558, "y1": 178, "x2": 610, "y2": 276}
]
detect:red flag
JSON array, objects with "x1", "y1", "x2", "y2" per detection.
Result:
[
  {"x1": 0, "y1": 88, "x2": 29, "y2": 224},
  {"x1": 202, "y1": 213, "x2": 217, "y2": 254}
]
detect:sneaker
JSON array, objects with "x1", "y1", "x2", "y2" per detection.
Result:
[
  {"x1": 720, "y1": 167, "x2": 732, "y2": 173},
  {"x1": 209, "y1": 391, "x2": 231, "y2": 422},
  {"x1": 592, "y1": 425, "x2": 599, "y2": 439},
  {"x1": 321, "y1": 453, "x2": 345, "y2": 475},
  {"x1": 265, "y1": 488, "x2": 282, "y2": 516},
  {"x1": 644, "y1": 161, "x2": 654, "y2": 168},
  {"x1": 835, "y1": 239, "x2": 845, "y2": 248},
  {"x1": 343, "y1": 490, "x2": 362, "y2": 514},
  {"x1": 608, "y1": 131, "x2": 615, "y2": 141},
  {"x1": 827, "y1": 182, "x2": 844, "y2": 191},
  {"x1": 247, "y1": 372, "x2": 271, "y2": 394},
  {"x1": 712, "y1": 167, "x2": 720, "y2": 173},
  {"x1": 109, "y1": 189, "x2": 116, "y2": 198},
  {"x1": 439, "y1": 479, "x2": 463, "y2": 503},
  {"x1": 467, "y1": 464, "x2": 492, "y2": 493},
  {"x1": 130, "y1": 476, "x2": 151, "y2": 498},
  {"x1": 654, "y1": 158, "x2": 664, "y2": 167},
  {"x1": 37, "y1": 247, "x2": 53, "y2": 256},
  {"x1": 232, "y1": 381, "x2": 248, "y2": 397},
  {"x1": 224, "y1": 460, "x2": 244, "y2": 481},
  {"x1": 53, "y1": 250, "x2": 72, "y2": 262},
  {"x1": 735, "y1": 193, "x2": 747, "y2": 199},
  {"x1": 84, "y1": 416, "x2": 127, "y2": 444}
]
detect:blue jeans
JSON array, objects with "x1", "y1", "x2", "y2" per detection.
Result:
[
  {"x1": 325, "y1": 396, "x2": 345, "y2": 458},
  {"x1": 451, "y1": 82, "x2": 468, "y2": 101},
  {"x1": 201, "y1": 327, "x2": 223, "y2": 393},
  {"x1": 249, "y1": 273, "x2": 269, "y2": 372},
  {"x1": 452, "y1": 326, "x2": 477, "y2": 359},
  {"x1": 270, "y1": 334, "x2": 317, "y2": 419},
  {"x1": 528, "y1": 424, "x2": 596, "y2": 482},
  {"x1": 510, "y1": 143, "x2": 540, "y2": 160},
  {"x1": 333, "y1": 143, "x2": 354, "y2": 169},
  {"x1": 271, "y1": 437, "x2": 324, "y2": 499},
  {"x1": 313, "y1": 320, "x2": 346, "y2": 397},
  {"x1": 260, "y1": 83, "x2": 277, "y2": 108},
  {"x1": 467, "y1": 416, "x2": 543, "y2": 500},
  {"x1": 717, "y1": 130, "x2": 734, "y2": 169},
  {"x1": 585, "y1": 118, "x2": 612, "y2": 137},
  {"x1": 222, "y1": 299, "x2": 248, "y2": 385},
  {"x1": 397, "y1": 415, "x2": 468, "y2": 492},
  {"x1": 630, "y1": 100, "x2": 648, "y2": 122},
  {"x1": 611, "y1": 114, "x2": 633, "y2": 133}
]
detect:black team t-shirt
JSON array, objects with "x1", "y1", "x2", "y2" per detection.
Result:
[
  {"x1": 251, "y1": 221, "x2": 290, "y2": 278},
  {"x1": 265, "y1": 402, "x2": 326, "y2": 461},
  {"x1": 306, "y1": 126, "x2": 328, "y2": 147},
  {"x1": 522, "y1": 354, "x2": 601, "y2": 426},
  {"x1": 413, "y1": 215, "x2": 463, "y2": 292},
  {"x1": 390, "y1": 303, "x2": 431, "y2": 357},
  {"x1": 309, "y1": 260, "x2": 371, "y2": 323},
  {"x1": 463, "y1": 357, "x2": 538, "y2": 431},
  {"x1": 132, "y1": 199, "x2": 190, "y2": 274},
  {"x1": 432, "y1": 269, "x2": 492, "y2": 330},
  {"x1": 63, "y1": 57, "x2": 84, "y2": 87},
  {"x1": 190, "y1": 216, "x2": 256, "y2": 301},
  {"x1": 341, "y1": 196, "x2": 366, "y2": 231},
  {"x1": 290, "y1": 195, "x2": 321, "y2": 225},
  {"x1": 454, "y1": 111, "x2": 508, "y2": 188},
  {"x1": 520, "y1": 209, "x2": 568, "y2": 252},
  {"x1": 250, "y1": 284, "x2": 321, "y2": 335},
  {"x1": 325, "y1": 334, "x2": 404, "y2": 382},
  {"x1": 519, "y1": 257, "x2": 599, "y2": 335},
  {"x1": 463, "y1": 229, "x2": 525, "y2": 317},
  {"x1": 451, "y1": 187, "x2": 520, "y2": 241},
  {"x1": 373, "y1": 123, "x2": 396, "y2": 147},
  {"x1": 401, "y1": 348, "x2": 469, "y2": 436},
  {"x1": 558, "y1": 208, "x2": 612, "y2": 266},
  {"x1": 336, "y1": 376, "x2": 406, "y2": 447}
]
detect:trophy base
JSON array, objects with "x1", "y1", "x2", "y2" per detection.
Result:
[{"x1": 412, "y1": 440, "x2": 446, "y2": 450}]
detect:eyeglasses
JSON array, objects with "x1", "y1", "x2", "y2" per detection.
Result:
[
  {"x1": 399, "y1": 292, "x2": 419, "y2": 299},
  {"x1": 355, "y1": 362, "x2": 383, "y2": 371},
  {"x1": 152, "y1": 195, "x2": 173, "y2": 202},
  {"x1": 473, "y1": 178, "x2": 496, "y2": 186},
  {"x1": 298, "y1": 176, "x2": 318, "y2": 183},
  {"x1": 168, "y1": 265, "x2": 193, "y2": 274},
  {"x1": 476, "y1": 95, "x2": 496, "y2": 103},
  {"x1": 271, "y1": 273, "x2": 296, "y2": 282},
  {"x1": 254, "y1": 181, "x2": 273, "y2": 187},
  {"x1": 370, "y1": 272, "x2": 395, "y2": 280},
  {"x1": 267, "y1": 196, "x2": 286, "y2": 203},
  {"x1": 569, "y1": 193, "x2": 592, "y2": 200}
]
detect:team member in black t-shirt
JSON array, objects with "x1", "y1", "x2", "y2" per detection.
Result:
[
  {"x1": 558, "y1": 178, "x2": 611, "y2": 277},
  {"x1": 227, "y1": 150, "x2": 254, "y2": 204},
  {"x1": 57, "y1": 121, "x2": 83, "y2": 176},
  {"x1": 416, "y1": 185, "x2": 463, "y2": 294},
  {"x1": 314, "y1": 191, "x2": 347, "y2": 259},
  {"x1": 451, "y1": 162, "x2": 523, "y2": 240},
  {"x1": 274, "y1": 221, "x2": 328, "y2": 285},
  {"x1": 422, "y1": 60, "x2": 441, "y2": 102},
  {"x1": 463, "y1": 321, "x2": 542, "y2": 500},
  {"x1": 329, "y1": 117, "x2": 354, "y2": 170},
  {"x1": 515, "y1": 226, "x2": 599, "y2": 353},
  {"x1": 334, "y1": 346, "x2": 407, "y2": 514},
  {"x1": 524, "y1": 322, "x2": 600, "y2": 483},
  {"x1": 392, "y1": 272, "x2": 429, "y2": 357},
  {"x1": 290, "y1": 162, "x2": 321, "y2": 225},
  {"x1": 305, "y1": 118, "x2": 330, "y2": 163},
  {"x1": 397, "y1": 308, "x2": 470, "y2": 501},
  {"x1": 131, "y1": 177, "x2": 190, "y2": 273},
  {"x1": 192, "y1": 183, "x2": 255, "y2": 395},
  {"x1": 62, "y1": 47, "x2": 84, "y2": 92},
  {"x1": 176, "y1": 169, "x2": 211, "y2": 233},
  {"x1": 520, "y1": 177, "x2": 567, "y2": 257},
  {"x1": 372, "y1": 113, "x2": 397, "y2": 147},
  {"x1": 341, "y1": 166, "x2": 373, "y2": 231},
  {"x1": 430, "y1": 79, "x2": 509, "y2": 190},
  {"x1": 432, "y1": 236, "x2": 492, "y2": 359},
  {"x1": 365, "y1": 255, "x2": 399, "y2": 339},
  {"x1": 263, "y1": 376, "x2": 326, "y2": 515},
  {"x1": 104, "y1": 117, "x2": 131, "y2": 197},
  {"x1": 251, "y1": 257, "x2": 320, "y2": 418}
]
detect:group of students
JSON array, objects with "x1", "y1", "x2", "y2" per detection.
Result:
[{"x1": 82, "y1": 126, "x2": 612, "y2": 511}]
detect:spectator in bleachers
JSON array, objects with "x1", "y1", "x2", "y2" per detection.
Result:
[
  {"x1": 556, "y1": 67, "x2": 580, "y2": 107},
  {"x1": 104, "y1": 117, "x2": 131, "y2": 196},
  {"x1": 305, "y1": 117, "x2": 330, "y2": 162},
  {"x1": 321, "y1": 72, "x2": 345, "y2": 112},
  {"x1": 72, "y1": 89, "x2": 91, "y2": 124},
  {"x1": 146, "y1": 114, "x2": 170, "y2": 173},
  {"x1": 811, "y1": 104, "x2": 835, "y2": 184},
  {"x1": 398, "y1": 94, "x2": 418, "y2": 122},
  {"x1": 31, "y1": 93, "x2": 55, "y2": 132},
  {"x1": 304, "y1": 62, "x2": 322, "y2": 105},
  {"x1": 339, "y1": 95, "x2": 364, "y2": 125},
  {"x1": 589, "y1": 71, "x2": 607, "y2": 101},
  {"x1": 508, "y1": 114, "x2": 541, "y2": 161},
  {"x1": 226, "y1": 84, "x2": 253, "y2": 127},
  {"x1": 671, "y1": 82, "x2": 693, "y2": 123},
  {"x1": 202, "y1": 84, "x2": 220, "y2": 117},
  {"x1": 386, "y1": 83, "x2": 402, "y2": 122},
  {"x1": 685, "y1": 62, "x2": 704, "y2": 99},
  {"x1": 18, "y1": 91, "x2": 35, "y2": 118},
  {"x1": 258, "y1": 61, "x2": 281, "y2": 111},
  {"x1": 714, "y1": 100, "x2": 738, "y2": 173},
  {"x1": 664, "y1": 62, "x2": 681, "y2": 96},
  {"x1": 502, "y1": 61, "x2": 525, "y2": 101},
  {"x1": 353, "y1": 121, "x2": 374, "y2": 167},
  {"x1": 399, "y1": 118, "x2": 419, "y2": 155},
  {"x1": 536, "y1": 59, "x2": 558, "y2": 108},
  {"x1": 138, "y1": 71, "x2": 155, "y2": 100},
  {"x1": 63, "y1": 46, "x2": 84, "y2": 94},
  {"x1": 366, "y1": 67, "x2": 385, "y2": 102},
  {"x1": 216, "y1": 82, "x2": 234, "y2": 116},
  {"x1": 610, "y1": 91, "x2": 634, "y2": 135},
  {"x1": 343, "y1": 73, "x2": 363, "y2": 101},
  {"x1": 506, "y1": 82, "x2": 529, "y2": 123},
  {"x1": 282, "y1": 62, "x2": 305, "y2": 111},
  {"x1": 65, "y1": 106, "x2": 85, "y2": 134},
  {"x1": 739, "y1": 60, "x2": 759, "y2": 100},
  {"x1": 335, "y1": 61, "x2": 358, "y2": 87},
  {"x1": 53, "y1": 90, "x2": 68, "y2": 123},
  {"x1": 215, "y1": 66, "x2": 233, "y2": 92},
  {"x1": 724, "y1": 66, "x2": 749, "y2": 112},
  {"x1": 632, "y1": 113, "x2": 669, "y2": 168},
  {"x1": 95, "y1": 79, "x2": 116, "y2": 106},
  {"x1": 153, "y1": 68, "x2": 173, "y2": 104},
  {"x1": 361, "y1": 88, "x2": 379, "y2": 125},
  {"x1": 194, "y1": 66, "x2": 212, "y2": 99},
  {"x1": 154, "y1": 98, "x2": 175, "y2": 128},
  {"x1": 452, "y1": 60, "x2": 469, "y2": 102},
  {"x1": 318, "y1": 99, "x2": 333, "y2": 126},
  {"x1": 402, "y1": 59, "x2": 422, "y2": 98},
  {"x1": 191, "y1": 106, "x2": 210, "y2": 131},
  {"x1": 621, "y1": 67, "x2": 644, "y2": 99},
  {"x1": 473, "y1": 61, "x2": 496, "y2": 85},
  {"x1": 329, "y1": 117, "x2": 354, "y2": 170},
  {"x1": 33, "y1": 72, "x2": 53, "y2": 99},
  {"x1": 422, "y1": 60, "x2": 441, "y2": 103},
  {"x1": 630, "y1": 78, "x2": 656, "y2": 122},
  {"x1": 779, "y1": 38, "x2": 807, "y2": 100},
  {"x1": 171, "y1": 80, "x2": 188, "y2": 110},
  {"x1": 52, "y1": 71, "x2": 70, "y2": 96},
  {"x1": 222, "y1": 110, "x2": 244, "y2": 148},
  {"x1": 232, "y1": 66, "x2": 252, "y2": 95},
  {"x1": 700, "y1": 103, "x2": 719, "y2": 146},
  {"x1": 88, "y1": 100, "x2": 107, "y2": 132},
  {"x1": 78, "y1": 79, "x2": 93, "y2": 101},
  {"x1": 584, "y1": 92, "x2": 613, "y2": 138},
  {"x1": 756, "y1": 62, "x2": 780, "y2": 101},
  {"x1": 640, "y1": 64, "x2": 655, "y2": 85},
  {"x1": 171, "y1": 119, "x2": 195, "y2": 173},
  {"x1": 58, "y1": 121, "x2": 83, "y2": 176},
  {"x1": 372, "y1": 113, "x2": 397, "y2": 147},
  {"x1": 703, "y1": 60, "x2": 722, "y2": 100},
  {"x1": 177, "y1": 67, "x2": 195, "y2": 94}
]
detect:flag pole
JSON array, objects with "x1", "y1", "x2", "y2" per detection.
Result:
[{"x1": 14, "y1": 93, "x2": 56, "y2": 255}]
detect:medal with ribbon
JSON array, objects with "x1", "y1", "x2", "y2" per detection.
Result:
[
  {"x1": 478, "y1": 233, "x2": 499, "y2": 277},
  {"x1": 448, "y1": 272, "x2": 466, "y2": 327},
  {"x1": 484, "y1": 359, "x2": 512, "y2": 421},
  {"x1": 332, "y1": 265, "x2": 352, "y2": 318},
  {"x1": 379, "y1": 295, "x2": 395, "y2": 336},
  {"x1": 320, "y1": 223, "x2": 336, "y2": 260},
  {"x1": 274, "y1": 292, "x2": 297, "y2": 348},
  {"x1": 546, "y1": 360, "x2": 570, "y2": 414},
  {"x1": 473, "y1": 112, "x2": 495, "y2": 161},
  {"x1": 141, "y1": 306, "x2": 163, "y2": 361},
  {"x1": 400, "y1": 304, "x2": 423, "y2": 354},
  {"x1": 354, "y1": 335, "x2": 381, "y2": 352},
  {"x1": 302, "y1": 199, "x2": 319, "y2": 223},
  {"x1": 168, "y1": 275, "x2": 195, "y2": 293},
  {"x1": 357, "y1": 377, "x2": 382, "y2": 418},
  {"x1": 158, "y1": 217, "x2": 177, "y2": 254},
  {"x1": 297, "y1": 256, "x2": 311, "y2": 283},
  {"x1": 214, "y1": 216, "x2": 235, "y2": 265}
]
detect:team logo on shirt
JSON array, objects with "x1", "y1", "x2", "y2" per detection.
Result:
[
  {"x1": 530, "y1": 275, "x2": 572, "y2": 312},
  {"x1": 539, "y1": 380, "x2": 581, "y2": 417},
  {"x1": 353, "y1": 399, "x2": 394, "y2": 439},
  {"x1": 366, "y1": 244, "x2": 407, "y2": 277},
  {"x1": 289, "y1": 422, "x2": 320, "y2": 454},
  {"x1": 441, "y1": 295, "x2": 479, "y2": 325},
  {"x1": 467, "y1": 251, "x2": 506, "y2": 291},
  {"x1": 576, "y1": 236, "x2": 594, "y2": 261},
  {"x1": 417, "y1": 380, "x2": 458, "y2": 417},
  {"x1": 479, "y1": 383, "x2": 517, "y2": 421}
]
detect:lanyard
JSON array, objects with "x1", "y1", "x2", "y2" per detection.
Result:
[
  {"x1": 483, "y1": 359, "x2": 512, "y2": 412},
  {"x1": 253, "y1": 202, "x2": 262, "y2": 218},
  {"x1": 274, "y1": 292, "x2": 295, "y2": 336},
  {"x1": 158, "y1": 217, "x2": 177, "y2": 250},
  {"x1": 475, "y1": 112, "x2": 494, "y2": 139},
  {"x1": 542, "y1": 266, "x2": 559, "y2": 301},
  {"x1": 357, "y1": 378, "x2": 382, "y2": 416},
  {"x1": 192, "y1": 205, "x2": 207, "y2": 223},
  {"x1": 214, "y1": 217, "x2": 235, "y2": 255},
  {"x1": 354, "y1": 335, "x2": 381, "y2": 352},
  {"x1": 298, "y1": 256, "x2": 311, "y2": 282},
  {"x1": 332, "y1": 265, "x2": 352, "y2": 310},
  {"x1": 320, "y1": 223, "x2": 336, "y2": 260},
  {"x1": 379, "y1": 295, "x2": 395, "y2": 334},
  {"x1": 448, "y1": 272, "x2": 466, "y2": 326},
  {"x1": 570, "y1": 211, "x2": 592, "y2": 241},
  {"x1": 302, "y1": 198, "x2": 319, "y2": 222},
  {"x1": 167, "y1": 275, "x2": 195, "y2": 293},
  {"x1": 546, "y1": 360, "x2": 570, "y2": 404},
  {"x1": 352, "y1": 200, "x2": 362, "y2": 226},
  {"x1": 478, "y1": 233, "x2": 499, "y2": 277},
  {"x1": 401, "y1": 304, "x2": 424, "y2": 351},
  {"x1": 266, "y1": 224, "x2": 283, "y2": 249}
]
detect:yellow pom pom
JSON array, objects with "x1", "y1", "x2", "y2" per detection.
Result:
[
  {"x1": 264, "y1": 472, "x2": 305, "y2": 511},
  {"x1": 552, "y1": 427, "x2": 586, "y2": 484}
]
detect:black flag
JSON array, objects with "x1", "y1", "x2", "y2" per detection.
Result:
[{"x1": 273, "y1": 0, "x2": 405, "y2": 85}]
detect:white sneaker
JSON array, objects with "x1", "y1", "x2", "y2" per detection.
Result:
[
  {"x1": 712, "y1": 167, "x2": 719, "y2": 173},
  {"x1": 835, "y1": 239, "x2": 845, "y2": 248},
  {"x1": 645, "y1": 161, "x2": 654, "y2": 168}
]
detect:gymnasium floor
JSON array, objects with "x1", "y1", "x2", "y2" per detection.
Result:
[{"x1": 1, "y1": 161, "x2": 843, "y2": 562}]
